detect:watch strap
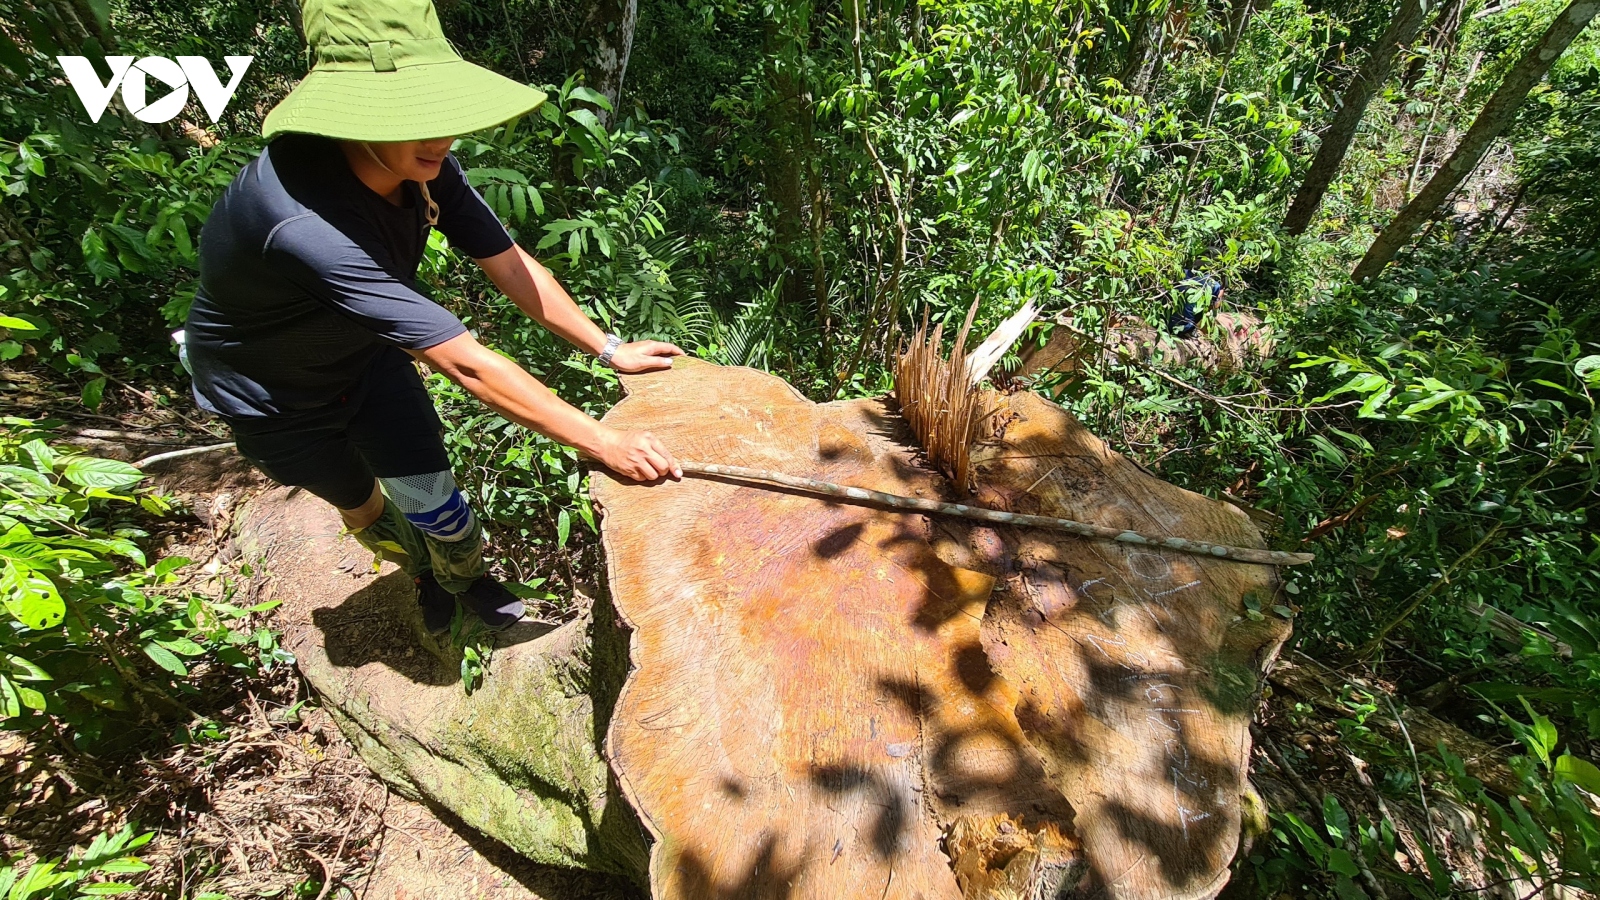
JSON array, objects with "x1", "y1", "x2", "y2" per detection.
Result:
[{"x1": 598, "y1": 333, "x2": 624, "y2": 367}]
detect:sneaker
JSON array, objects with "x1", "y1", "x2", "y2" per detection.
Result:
[
  {"x1": 414, "y1": 572, "x2": 456, "y2": 635},
  {"x1": 459, "y1": 575, "x2": 526, "y2": 630}
]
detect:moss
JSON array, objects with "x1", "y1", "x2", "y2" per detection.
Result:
[{"x1": 299, "y1": 615, "x2": 648, "y2": 882}]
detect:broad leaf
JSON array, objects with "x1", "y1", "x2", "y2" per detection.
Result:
[
  {"x1": 1555, "y1": 754, "x2": 1600, "y2": 796},
  {"x1": 62, "y1": 457, "x2": 144, "y2": 490},
  {"x1": 141, "y1": 642, "x2": 188, "y2": 676}
]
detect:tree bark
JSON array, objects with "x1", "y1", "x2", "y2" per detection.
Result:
[
  {"x1": 1352, "y1": 0, "x2": 1599, "y2": 281},
  {"x1": 1119, "y1": 4, "x2": 1165, "y2": 97},
  {"x1": 757, "y1": 7, "x2": 819, "y2": 319},
  {"x1": 1399, "y1": 0, "x2": 1467, "y2": 97},
  {"x1": 1281, "y1": 0, "x2": 1431, "y2": 236},
  {"x1": 582, "y1": 0, "x2": 637, "y2": 126},
  {"x1": 1165, "y1": 0, "x2": 1258, "y2": 225}
]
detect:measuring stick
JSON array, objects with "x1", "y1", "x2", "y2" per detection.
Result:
[{"x1": 678, "y1": 461, "x2": 1314, "y2": 567}]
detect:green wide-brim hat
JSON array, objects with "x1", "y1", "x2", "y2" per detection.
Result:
[{"x1": 263, "y1": 0, "x2": 546, "y2": 142}]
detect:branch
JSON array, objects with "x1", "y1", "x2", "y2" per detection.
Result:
[{"x1": 133, "y1": 442, "x2": 238, "y2": 469}]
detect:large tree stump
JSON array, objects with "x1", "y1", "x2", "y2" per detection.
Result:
[
  {"x1": 593, "y1": 359, "x2": 1291, "y2": 900},
  {"x1": 253, "y1": 358, "x2": 1288, "y2": 900}
]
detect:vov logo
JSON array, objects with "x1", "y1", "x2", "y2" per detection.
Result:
[{"x1": 57, "y1": 56, "x2": 252, "y2": 124}]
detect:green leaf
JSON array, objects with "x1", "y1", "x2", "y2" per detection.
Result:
[
  {"x1": 81, "y1": 228, "x2": 120, "y2": 283},
  {"x1": 1326, "y1": 847, "x2": 1360, "y2": 877},
  {"x1": 1576, "y1": 355, "x2": 1600, "y2": 385},
  {"x1": 94, "y1": 858, "x2": 150, "y2": 875},
  {"x1": 1400, "y1": 389, "x2": 1466, "y2": 418},
  {"x1": 1357, "y1": 383, "x2": 1393, "y2": 418},
  {"x1": 0, "y1": 464, "x2": 53, "y2": 495},
  {"x1": 20, "y1": 440, "x2": 56, "y2": 473},
  {"x1": 16, "y1": 684, "x2": 44, "y2": 711},
  {"x1": 156, "y1": 637, "x2": 206, "y2": 657},
  {"x1": 10, "y1": 861, "x2": 69, "y2": 898},
  {"x1": 62, "y1": 458, "x2": 144, "y2": 490},
  {"x1": 1322, "y1": 794, "x2": 1350, "y2": 842},
  {"x1": 169, "y1": 217, "x2": 193, "y2": 259},
  {"x1": 566, "y1": 85, "x2": 615, "y2": 111},
  {"x1": 78, "y1": 883, "x2": 141, "y2": 895},
  {"x1": 0, "y1": 315, "x2": 38, "y2": 332},
  {"x1": 1554, "y1": 754, "x2": 1600, "y2": 795},
  {"x1": 557, "y1": 509, "x2": 571, "y2": 549},
  {"x1": 81, "y1": 377, "x2": 107, "y2": 411},
  {"x1": 141, "y1": 642, "x2": 188, "y2": 676},
  {"x1": 2, "y1": 561, "x2": 66, "y2": 630},
  {"x1": 566, "y1": 108, "x2": 609, "y2": 144},
  {"x1": 0, "y1": 676, "x2": 19, "y2": 719},
  {"x1": 6, "y1": 653, "x2": 51, "y2": 681},
  {"x1": 1314, "y1": 372, "x2": 1386, "y2": 404},
  {"x1": 1510, "y1": 697, "x2": 1558, "y2": 765}
]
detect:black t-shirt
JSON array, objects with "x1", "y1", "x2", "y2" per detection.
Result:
[{"x1": 185, "y1": 134, "x2": 514, "y2": 418}]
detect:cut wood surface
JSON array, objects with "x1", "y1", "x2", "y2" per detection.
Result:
[{"x1": 591, "y1": 359, "x2": 1293, "y2": 900}]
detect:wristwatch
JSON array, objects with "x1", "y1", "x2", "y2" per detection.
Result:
[{"x1": 597, "y1": 333, "x2": 624, "y2": 368}]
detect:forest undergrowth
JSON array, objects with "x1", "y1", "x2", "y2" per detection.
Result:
[{"x1": 2, "y1": 0, "x2": 1598, "y2": 895}]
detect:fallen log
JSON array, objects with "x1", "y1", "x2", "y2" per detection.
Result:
[{"x1": 1266, "y1": 651, "x2": 1517, "y2": 797}]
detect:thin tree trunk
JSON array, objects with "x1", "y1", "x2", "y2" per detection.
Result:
[
  {"x1": 1281, "y1": 0, "x2": 1431, "y2": 235},
  {"x1": 1439, "y1": 47, "x2": 1484, "y2": 150},
  {"x1": 1119, "y1": 5, "x2": 1161, "y2": 96},
  {"x1": 1166, "y1": 0, "x2": 1255, "y2": 226},
  {"x1": 1403, "y1": 28, "x2": 1463, "y2": 198},
  {"x1": 803, "y1": 111, "x2": 833, "y2": 376},
  {"x1": 1399, "y1": 0, "x2": 1466, "y2": 96},
  {"x1": 583, "y1": 0, "x2": 637, "y2": 126},
  {"x1": 1066, "y1": 6, "x2": 1087, "y2": 65},
  {"x1": 1353, "y1": 0, "x2": 1599, "y2": 282},
  {"x1": 836, "y1": 0, "x2": 909, "y2": 392}
]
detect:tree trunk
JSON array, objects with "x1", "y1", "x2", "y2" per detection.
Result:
[
  {"x1": 1281, "y1": 0, "x2": 1431, "y2": 236},
  {"x1": 1352, "y1": 0, "x2": 1599, "y2": 282},
  {"x1": 582, "y1": 0, "x2": 638, "y2": 126},
  {"x1": 1399, "y1": 0, "x2": 1467, "y2": 97},
  {"x1": 758, "y1": 7, "x2": 820, "y2": 318},
  {"x1": 1166, "y1": 0, "x2": 1258, "y2": 225},
  {"x1": 239, "y1": 490, "x2": 651, "y2": 883},
  {"x1": 1119, "y1": 5, "x2": 1164, "y2": 97}
]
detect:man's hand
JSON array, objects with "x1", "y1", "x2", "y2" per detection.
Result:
[
  {"x1": 593, "y1": 426, "x2": 682, "y2": 482},
  {"x1": 607, "y1": 341, "x2": 685, "y2": 374}
]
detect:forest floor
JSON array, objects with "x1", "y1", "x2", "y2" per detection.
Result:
[{"x1": 0, "y1": 376, "x2": 632, "y2": 899}]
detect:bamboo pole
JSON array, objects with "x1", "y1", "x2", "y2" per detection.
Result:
[{"x1": 679, "y1": 461, "x2": 1315, "y2": 567}]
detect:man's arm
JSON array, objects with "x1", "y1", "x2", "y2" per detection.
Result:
[
  {"x1": 473, "y1": 244, "x2": 685, "y2": 373},
  {"x1": 410, "y1": 332, "x2": 681, "y2": 482}
]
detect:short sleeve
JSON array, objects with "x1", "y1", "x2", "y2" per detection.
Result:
[
  {"x1": 427, "y1": 154, "x2": 515, "y2": 259},
  {"x1": 265, "y1": 215, "x2": 468, "y2": 351}
]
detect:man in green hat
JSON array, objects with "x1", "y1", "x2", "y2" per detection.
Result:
[{"x1": 183, "y1": 0, "x2": 683, "y2": 632}]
